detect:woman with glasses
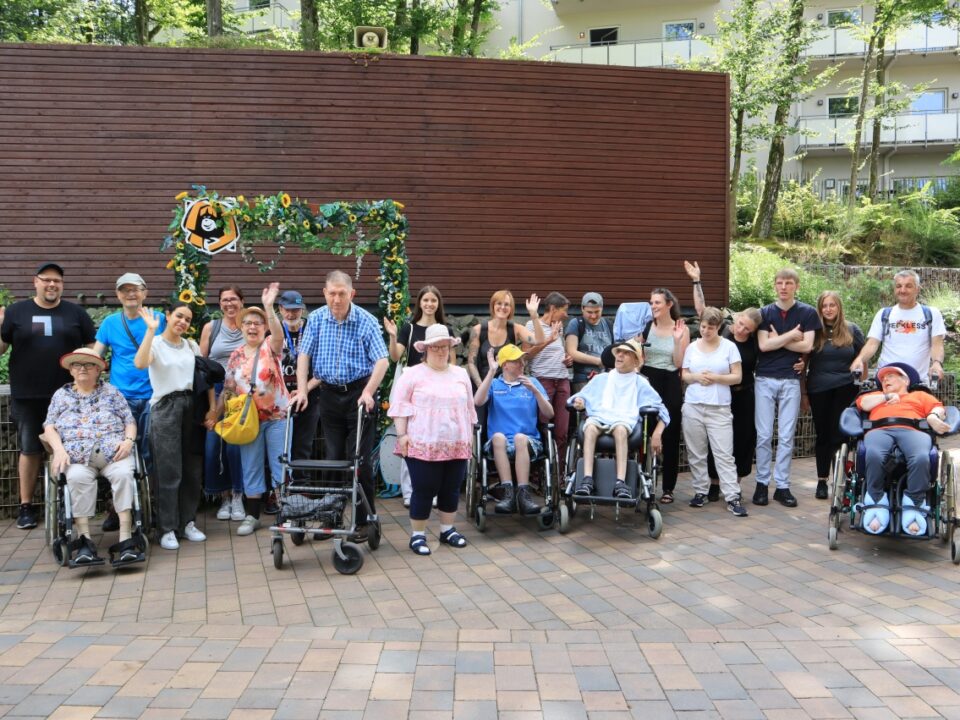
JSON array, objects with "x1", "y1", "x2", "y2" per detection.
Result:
[
  {"x1": 217, "y1": 283, "x2": 289, "y2": 537},
  {"x1": 199, "y1": 286, "x2": 246, "y2": 523}
]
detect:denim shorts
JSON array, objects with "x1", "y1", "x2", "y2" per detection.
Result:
[{"x1": 483, "y1": 435, "x2": 543, "y2": 459}]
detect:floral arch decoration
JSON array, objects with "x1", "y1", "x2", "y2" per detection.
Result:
[{"x1": 161, "y1": 185, "x2": 410, "y2": 338}]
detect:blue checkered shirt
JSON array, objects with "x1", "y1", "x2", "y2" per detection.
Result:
[{"x1": 299, "y1": 304, "x2": 388, "y2": 384}]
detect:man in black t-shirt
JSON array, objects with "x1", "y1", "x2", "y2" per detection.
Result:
[
  {"x1": 753, "y1": 269, "x2": 821, "y2": 508},
  {"x1": 277, "y1": 290, "x2": 320, "y2": 480},
  {"x1": 0, "y1": 262, "x2": 96, "y2": 529}
]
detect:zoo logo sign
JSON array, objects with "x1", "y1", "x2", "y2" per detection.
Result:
[{"x1": 181, "y1": 198, "x2": 240, "y2": 255}]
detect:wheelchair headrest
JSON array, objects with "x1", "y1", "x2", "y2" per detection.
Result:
[{"x1": 945, "y1": 406, "x2": 960, "y2": 435}]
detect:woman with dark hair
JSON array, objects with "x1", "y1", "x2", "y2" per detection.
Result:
[
  {"x1": 199, "y1": 285, "x2": 246, "y2": 522},
  {"x1": 802, "y1": 290, "x2": 865, "y2": 499},
  {"x1": 134, "y1": 302, "x2": 216, "y2": 551},
  {"x1": 384, "y1": 285, "x2": 449, "y2": 507},
  {"x1": 641, "y1": 287, "x2": 689, "y2": 504}
]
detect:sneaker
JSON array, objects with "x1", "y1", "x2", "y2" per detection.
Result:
[
  {"x1": 237, "y1": 515, "x2": 260, "y2": 536},
  {"x1": 16, "y1": 503, "x2": 37, "y2": 530},
  {"x1": 707, "y1": 485, "x2": 720, "y2": 502},
  {"x1": 773, "y1": 488, "x2": 798, "y2": 508},
  {"x1": 727, "y1": 495, "x2": 749, "y2": 517},
  {"x1": 752, "y1": 484, "x2": 769, "y2": 506},
  {"x1": 815, "y1": 480, "x2": 828, "y2": 500},
  {"x1": 352, "y1": 524, "x2": 370, "y2": 543},
  {"x1": 573, "y1": 476, "x2": 594, "y2": 497},
  {"x1": 101, "y1": 510, "x2": 119, "y2": 532},
  {"x1": 402, "y1": 497, "x2": 411, "y2": 509},
  {"x1": 216, "y1": 498, "x2": 232, "y2": 521},
  {"x1": 263, "y1": 490, "x2": 280, "y2": 515},
  {"x1": 230, "y1": 496, "x2": 246, "y2": 522},
  {"x1": 689, "y1": 493, "x2": 707, "y2": 508},
  {"x1": 160, "y1": 531, "x2": 179, "y2": 550},
  {"x1": 612, "y1": 481, "x2": 633, "y2": 500},
  {"x1": 495, "y1": 484, "x2": 516, "y2": 514},
  {"x1": 516, "y1": 485, "x2": 540, "y2": 515},
  {"x1": 183, "y1": 521, "x2": 206, "y2": 542}
]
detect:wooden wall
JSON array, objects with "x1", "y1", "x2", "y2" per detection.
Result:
[{"x1": 0, "y1": 44, "x2": 729, "y2": 310}]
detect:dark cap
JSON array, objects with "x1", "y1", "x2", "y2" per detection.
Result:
[
  {"x1": 278, "y1": 290, "x2": 305, "y2": 309},
  {"x1": 36, "y1": 262, "x2": 64, "y2": 276},
  {"x1": 581, "y1": 292, "x2": 603, "y2": 307}
]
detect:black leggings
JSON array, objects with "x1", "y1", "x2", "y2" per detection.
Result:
[
  {"x1": 809, "y1": 382, "x2": 858, "y2": 478},
  {"x1": 405, "y1": 458, "x2": 467, "y2": 521},
  {"x1": 641, "y1": 365, "x2": 682, "y2": 494},
  {"x1": 708, "y1": 388, "x2": 756, "y2": 480}
]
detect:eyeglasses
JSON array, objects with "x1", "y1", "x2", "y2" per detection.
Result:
[
  {"x1": 220, "y1": 297, "x2": 241, "y2": 305},
  {"x1": 70, "y1": 362, "x2": 99, "y2": 370},
  {"x1": 241, "y1": 320, "x2": 264, "y2": 327},
  {"x1": 118, "y1": 286, "x2": 143, "y2": 295},
  {"x1": 36, "y1": 276, "x2": 63, "y2": 285}
]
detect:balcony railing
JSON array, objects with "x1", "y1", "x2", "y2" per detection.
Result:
[
  {"x1": 798, "y1": 110, "x2": 960, "y2": 149},
  {"x1": 235, "y1": 1, "x2": 296, "y2": 33},
  {"x1": 550, "y1": 36, "x2": 714, "y2": 68},
  {"x1": 805, "y1": 21, "x2": 958, "y2": 58}
]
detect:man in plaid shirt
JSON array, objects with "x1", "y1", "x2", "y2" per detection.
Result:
[{"x1": 293, "y1": 270, "x2": 389, "y2": 537}]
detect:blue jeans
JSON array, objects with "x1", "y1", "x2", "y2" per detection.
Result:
[
  {"x1": 239, "y1": 419, "x2": 286, "y2": 496},
  {"x1": 864, "y1": 428, "x2": 932, "y2": 503},
  {"x1": 125, "y1": 396, "x2": 151, "y2": 471},
  {"x1": 204, "y1": 384, "x2": 243, "y2": 495},
  {"x1": 754, "y1": 376, "x2": 801, "y2": 489}
]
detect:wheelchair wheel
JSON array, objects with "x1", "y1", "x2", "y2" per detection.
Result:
[
  {"x1": 44, "y1": 470, "x2": 58, "y2": 548},
  {"x1": 647, "y1": 508, "x2": 663, "y2": 539},
  {"x1": 333, "y1": 543, "x2": 364, "y2": 575},
  {"x1": 537, "y1": 509, "x2": 554, "y2": 531},
  {"x1": 951, "y1": 532, "x2": 960, "y2": 565},
  {"x1": 938, "y1": 451, "x2": 956, "y2": 545},
  {"x1": 291, "y1": 521, "x2": 305, "y2": 546},
  {"x1": 828, "y1": 517, "x2": 839, "y2": 551},
  {"x1": 558, "y1": 503, "x2": 571, "y2": 534},
  {"x1": 474, "y1": 505, "x2": 486, "y2": 533},
  {"x1": 368, "y1": 520, "x2": 382, "y2": 550},
  {"x1": 52, "y1": 538, "x2": 69, "y2": 567},
  {"x1": 272, "y1": 538, "x2": 284, "y2": 569}
]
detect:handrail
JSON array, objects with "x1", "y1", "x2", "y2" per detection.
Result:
[
  {"x1": 805, "y1": 22, "x2": 958, "y2": 58},
  {"x1": 797, "y1": 109, "x2": 960, "y2": 147}
]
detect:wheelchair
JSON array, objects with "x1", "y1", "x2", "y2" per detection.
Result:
[
  {"x1": 43, "y1": 441, "x2": 151, "y2": 569},
  {"x1": 464, "y1": 417, "x2": 560, "y2": 533},
  {"x1": 561, "y1": 404, "x2": 663, "y2": 538},
  {"x1": 827, "y1": 403, "x2": 960, "y2": 564}
]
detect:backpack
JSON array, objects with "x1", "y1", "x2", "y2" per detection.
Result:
[
  {"x1": 575, "y1": 316, "x2": 614, "y2": 345},
  {"x1": 880, "y1": 304, "x2": 933, "y2": 344}
]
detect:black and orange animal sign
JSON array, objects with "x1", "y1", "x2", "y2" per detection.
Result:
[{"x1": 181, "y1": 199, "x2": 239, "y2": 255}]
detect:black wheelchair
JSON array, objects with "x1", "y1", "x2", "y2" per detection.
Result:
[
  {"x1": 43, "y1": 442, "x2": 151, "y2": 569},
  {"x1": 560, "y1": 404, "x2": 663, "y2": 538},
  {"x1": 464, "y1": 416, "x2": 560, "y2": 533},
  {"x1": 828, "y1": 403, "x2": 960, "y2": 563}
]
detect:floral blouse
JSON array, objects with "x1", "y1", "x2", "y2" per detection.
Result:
[
  {"x1": 223, "y1": 342, "x2": 289, "y2": 422},
  {"x1": 44, "y1": 382, "x2": 134, "y2": 464},
  {"x1": 388, "y1": 363, "x2": 477, "y2": 461}
]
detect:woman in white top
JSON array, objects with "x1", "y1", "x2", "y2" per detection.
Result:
[
  {"x1": 681, "y1": 307, "x2": 746, "y2": 517},
  {"x1": 134, "y1": 302, "x2": 216, "y2": 550}
]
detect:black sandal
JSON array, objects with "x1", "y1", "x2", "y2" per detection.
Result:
[
  {"x1": 439, "y1": 528, "x2": 468, "y2": 548},
  {"x1": 409, "y1": 535, "x2": 431, "y2": 556},
  {"x1": 573, "y1": 476, "x2": 594, "y2": 496}
]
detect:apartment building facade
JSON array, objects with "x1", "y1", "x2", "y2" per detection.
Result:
[{"x1": 485, "y1": 0, "x2": 960, "y2": 198}]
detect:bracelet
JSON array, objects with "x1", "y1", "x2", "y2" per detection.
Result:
[
  {"x1": 692, "y1": 281, "x2": 701, "y2": 285},
  {"x1": 124, "y1": 436, "x2": 135, "y2": 442}
]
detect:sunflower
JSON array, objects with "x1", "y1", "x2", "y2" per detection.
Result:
[
  {"x1": 237, "y1": 195, "x2": 245, "y2": 204},
  {"x1": 348, "y1": 214, "x2": 357, "y2": 223},
  {"x1": 303, "y1": 220, "x2": 310, "y2": 229},
  {"x1": 176, "y1": 242, "x2": 185, "y2": 250},
  {"x1": 280, "y1": 193, "x2": 291, "y2": 208},
  {"x1": 179, "y1": 289, "x2": 195, "y2": 303},
  {"x1": 166, "y1": 258, "x2": 176, "y2": 269}
]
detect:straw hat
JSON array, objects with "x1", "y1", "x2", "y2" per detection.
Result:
[
  {"x1": 59, "y1": 347, "x2": 106, "y2": 371},
  {"x1": 413, "y1": 324, "x2": 461, "y2": 352}
]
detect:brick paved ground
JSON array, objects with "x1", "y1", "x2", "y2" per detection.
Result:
[{"x1": 1, "y1": 453, "x2": 959, "y2": 719}]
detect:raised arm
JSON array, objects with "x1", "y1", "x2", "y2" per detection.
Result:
[
  {"x1": 474, "y1": 349, "x2": 498, "y2": 406},
  {"x1": 383, "y1": 317, "x2": 405, "y2": 362},
  {"x1": 684, "y1": 260, "x2": 706, "y2": 317},
  {"x1": 262, "y1": 283, "x2": 284, "y2": 356},
  {"x1": 132, "y1": 307, "x2": 160, "y2": 369}
]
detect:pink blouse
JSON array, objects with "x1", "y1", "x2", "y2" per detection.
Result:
[{"x1": 388, "y1": 363, "x2": 477, "y2": 461}]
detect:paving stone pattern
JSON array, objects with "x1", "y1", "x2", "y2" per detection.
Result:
[{"x1": 1, "y1": 454, "x2": 960, "y2": 718}]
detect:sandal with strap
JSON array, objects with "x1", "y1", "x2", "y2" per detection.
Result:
[
  {"x1": 439, "y1": 527, "x2": 468, "y2": 548},
  {"x1": 660, "y1": 493, "x2": 674, "y2": 504},
  {"x1": 109, "y1": 536, "x2": 146, "y2": 567},
  {"x1": 409, "y1": 535, "x2": 431, "y2": 556}
]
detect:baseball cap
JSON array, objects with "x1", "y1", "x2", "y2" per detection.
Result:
[
  {"x1": 877, "y1": 362, "x2": 920, "y2": 387},
  {"x1": 115, "y1": 272, "x2": 146, "y2": 289},
  {"x1": 581, "y1": 292, "x2": 603, "y2": 307},
  {"x1": 497, "y1": 344, "x2": 526, "y2": 365},
  {"x1": 278, "y1": 290, "x2": 305, "y2": 309},
  {"x1": 36, "y1": 262, "x2": 64, "y2": 276}
]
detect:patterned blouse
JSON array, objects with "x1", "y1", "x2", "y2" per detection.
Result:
[
  {"x1": 223, "y1": 342, "x2": 290, "y2": 422},
  {"x1": 44, "y1": 382, "x2": 134, "y2": 464}
]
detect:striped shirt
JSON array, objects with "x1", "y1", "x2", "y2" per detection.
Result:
[{"x1": 299, "y1": 304, "x2": 388, "y2": 384}]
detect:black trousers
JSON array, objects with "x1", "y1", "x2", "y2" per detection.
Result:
[
  {"x1": 809, "y1": 382, "x2": 858, "y2": 478},
  {"x1": 708, "y1": 387, "x2": 756, "y2": 480},
  {"x1": 641, "y1": 365, "x2": 682, "y2": 494},
  {"x1": 150, "y1": 392, "x2": 202, "y2": 535},
  {"x1": 290, "y1": 386, "x2": 323, "y2": 479},
  {"x1": 316, "y1": 384, "x2": 376, "y2": 521}
]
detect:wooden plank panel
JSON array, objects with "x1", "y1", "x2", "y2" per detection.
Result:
[{"x1": 0, "y1": 43, "x2": 728, "y2": 309}]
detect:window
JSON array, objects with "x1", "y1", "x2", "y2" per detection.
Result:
[
  {"x1": 911, "y1": 90, "x2": 946, "y2": 114},
  {"x1": 589, "y1": 27, "x2": 618, "y2": 46},
  {"x1": 664, "y1": 21, "x2": 695, "y2": 40},
  {"x1": 827, "y1": 8, "x2": 860, "y2": 27},
  {"x1": 250, "y1": 0, "x2": 270, "y2": 9},
  {"x1": 828, "y1": 96, "x2": 859, "y2": 117}
]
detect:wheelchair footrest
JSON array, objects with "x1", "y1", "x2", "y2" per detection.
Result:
[{"x1": 108, "y1": 537, "x2": 146, "y2": 567}]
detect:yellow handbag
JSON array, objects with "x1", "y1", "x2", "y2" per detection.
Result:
[{"x1": 215, "y1": 346, "x2": 261, "y2": 445}]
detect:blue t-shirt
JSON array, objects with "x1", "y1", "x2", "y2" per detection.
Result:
[
  {"x1": 756, "y1": 301, "x2": 822, "y2": 379},
  {"x1": 486, "y1": 375, "x2": 546, "y2": 443},
  {"x1": 96, "y1": 311, "x2": 166, "y2": 400}
]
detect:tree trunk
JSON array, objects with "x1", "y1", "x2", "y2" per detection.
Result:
[
  {"x1": 730, "y1": 106, "x2": 746, "y2": 238},
  {"x1": 451, "y1": 0, "x2": 470, "y2": 54},
  {"x1": 206, "y1": 0, "x2": 222, "y2": 37},
  {"x1": 393, "y1": 0, "x2": 407, "y2": 51},
  {"x1": 751, "y1": 0, "x2": 804, "y2": 238},
  {"x1": 300, "y1": 0, "x2": 319, "y2": 50},
  {"x1": 846, "y1": 31, "x2": 877, "y2": 207},
  {"x1": 868, "y1": 35, "x2": 886, "y2": 200},
  {"x1": 751, "y1": 102, "x2": 790, "y2": 238},
  {"x1": 410, "y1": 0, "x2": 420, "y2": 54},
  {"x1": 467, "y1": 0, "x2": 484, "y2": 54},
  {"x1": 134, "y1": 0, "x2": 148, "y2": 45}
]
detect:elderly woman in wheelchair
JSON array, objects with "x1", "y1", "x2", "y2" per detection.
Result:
[
  {"x1": 830, "y1": 361, "x2": 959, "y2": 552},
  {"x1": 43, "y1": 347, "x2": 144, "y2": 568}
]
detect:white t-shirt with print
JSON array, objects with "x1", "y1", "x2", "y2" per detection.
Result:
[
  {"x1": 867, "y1": 304, "x2": 945, "y2": 383},
  {"x1": 682, "y1": 337, "x2": 742, "y2": 406}
]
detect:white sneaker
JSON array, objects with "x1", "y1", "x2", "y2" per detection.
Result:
[
  {"x1": 403, "y1": 497, "x2": 411, "y2": 508},
  {"x1": 237, "y1": 515, "x2": 260, "y2": 536},
  {"x1": 216, "y1": 498, "x2": 231, "y2": 520},
  {"x1": 160, "y1": 531, "x2": 179, "y2": 550},
  {"x1": 183, "y1": 521, "x2": 206, "y2": 542},
  {"x1": 432, "y1": 496, "x2": 438, "y2": 508},
  {"x1": 230, "y1": 496, "x2": 246, "y2": 522}
]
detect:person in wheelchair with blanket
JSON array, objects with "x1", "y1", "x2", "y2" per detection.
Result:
[
  {"x1": 855, "y1": 362, "x2": 952, "y2": 536},
  {"x1": 570, "y1": 339, "x2": 668, "y2": 500}
]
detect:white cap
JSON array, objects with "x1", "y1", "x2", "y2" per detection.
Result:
[{"x1": 116, "y1": 272, "x2": 146, "y2": 289}]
